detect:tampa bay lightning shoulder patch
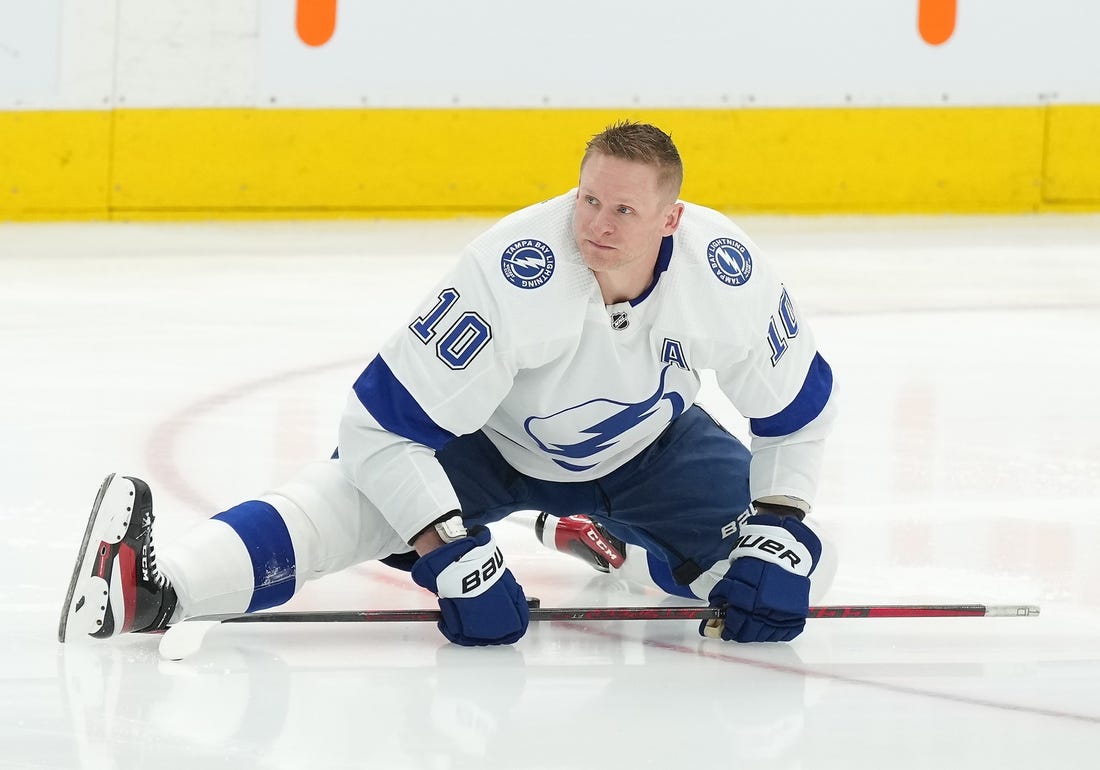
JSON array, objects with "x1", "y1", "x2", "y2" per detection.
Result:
[
  {"x1": 501, "y1": 239, "x2": 556, "y2": 289},
  {"x1": 706, "y1": 237, "x2": 753, "y2": 286}
]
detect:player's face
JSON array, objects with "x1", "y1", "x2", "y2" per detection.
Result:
[{"x1": 573, "y1": 153, "x2": 683, "y2": 288}]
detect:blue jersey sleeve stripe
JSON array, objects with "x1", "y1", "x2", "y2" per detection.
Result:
[
  {"x1": 352, "y1": 355, "x2": 458, "y2": 450},
  {"x1": 749, "y1": 353, "x2": 834, "y2": 438}
]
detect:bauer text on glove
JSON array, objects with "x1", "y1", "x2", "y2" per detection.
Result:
[
  {"x1": 411, "y1": 525, "x2": 530, "y2": 646},
  {"x1": 701, "y1": 513, "x2": 821, "y2": 643}
]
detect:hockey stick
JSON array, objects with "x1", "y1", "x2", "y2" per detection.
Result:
[{"x1": 158, "y1": 602, "x2": 1039, "y2": 661}]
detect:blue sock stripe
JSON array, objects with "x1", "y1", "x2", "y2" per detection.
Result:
[{"x1": 213, "y1": 500, "x2": 297, "y2": 612}]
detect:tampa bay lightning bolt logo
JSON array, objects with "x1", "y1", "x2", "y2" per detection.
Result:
[
  {"x1": 524, "y1": 366, "x2": 686, "y2": 472},
  {"x1": 707, "y1": 237, "x2": 753, "y2": 286},
  {"x1": 501, "y1": 239, "x2": 556, "y2": 289}
]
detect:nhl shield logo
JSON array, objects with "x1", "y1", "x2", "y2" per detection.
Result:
[
  {"x1": 707, "y1": 238, "x2": 753, "y2": 287},
  {"x1": 501, "y1": 239, "x2": 556, "y2": 289}
]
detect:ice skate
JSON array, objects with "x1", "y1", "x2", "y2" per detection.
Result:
[
  {"x1": 534, "y1": 512, "x2": 626, "y2": 573},
  {"x1": 58, "y1": 474, "x2": 178, "y2": 642}
]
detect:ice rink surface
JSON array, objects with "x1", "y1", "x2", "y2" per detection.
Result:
[{"x1": 2, "y1": 213, "x2": 1099, "y2": 768}]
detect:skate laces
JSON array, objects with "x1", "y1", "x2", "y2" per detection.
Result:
[{"x1": 143, "y1": 527, "x2": 171, "y2": 590}]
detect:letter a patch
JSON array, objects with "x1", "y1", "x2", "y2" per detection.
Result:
[{"x1": 661, "y1": 338, "x2": 689, "y2": 369}]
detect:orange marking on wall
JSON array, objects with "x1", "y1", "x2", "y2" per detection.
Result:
[
  {"x1": 291, "y1": 2, "x2": 954, "y2": 52},
  {"x1": 296, "y1": 0, "x2": 338, "y2": 47},
  {"x1": 919, "y1": 0, "x2": 957, "y2": 45}
]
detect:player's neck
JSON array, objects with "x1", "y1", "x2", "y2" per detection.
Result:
[
  {"x1": 594, "y1": 248, "x2": 660, "y2": 305},
  {"x1": 594, "y1": 271, "x2": 647, "y2": 305}
]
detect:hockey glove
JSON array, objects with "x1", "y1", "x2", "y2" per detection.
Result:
[
  {"x1": 701, "y1": 513, "x2": 821, "y2": 643},
  {"x1": 411, "y1": 525, "x2": 530, "y2": 646}
]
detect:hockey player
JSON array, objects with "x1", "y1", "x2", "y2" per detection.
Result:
[{"x1": 60, "y1": 121, "x2": 836, "y2": 647}]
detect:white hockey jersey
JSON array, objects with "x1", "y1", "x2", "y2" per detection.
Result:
[{"x1": 339, "y1": 191, "x2": 836, "y2": 543}]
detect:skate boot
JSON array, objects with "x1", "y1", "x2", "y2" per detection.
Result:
[
  {"x1": 534, "y1": 513, "x2": 626, "y2": 573},
  {"x1": 59, "y1": 474, "x2": 178, "y2": 642}
]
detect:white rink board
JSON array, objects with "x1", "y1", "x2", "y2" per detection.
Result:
[{"x1": 2, "y1": 0, "x2": 1099, "y2": 110}]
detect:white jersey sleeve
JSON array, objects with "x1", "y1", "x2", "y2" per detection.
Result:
[
  {"x1": 677, "y1": 206, "x2": 836, "y2": 510},
  {"x1": 337, "y1": 253, "x2": 519, "y2": 544},
  {"x1": 338, "y1": 193, "x2": 590, "y2": 543}
]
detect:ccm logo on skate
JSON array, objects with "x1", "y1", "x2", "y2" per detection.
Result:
[
  {"x1": 585, "y1": 530, "x2": 622, "y2": 564},
  {"x1": 461, "y1": 548, "x2": 504, "y2": 594},
  {"x1": 139, "y1": 511, "x2": 153, "y2": 581}
]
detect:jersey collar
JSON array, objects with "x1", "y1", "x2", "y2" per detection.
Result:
[{"x1": 629, "y1": 234, "x2": 674, "y2": 307}]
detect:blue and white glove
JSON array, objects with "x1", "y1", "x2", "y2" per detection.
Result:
[
  {"x1": 411, "y1": 525, "x2": 530, "y2": 646},
  {"x1": 701, "y1": 512, "x2": 821, "y2": 643}
]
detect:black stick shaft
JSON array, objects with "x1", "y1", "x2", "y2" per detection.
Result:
[{"x1": 185, "y1": 603, "x2": 1038, "y2": 625}]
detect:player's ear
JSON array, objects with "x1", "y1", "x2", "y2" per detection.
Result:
[{"x1": 661, "y1": 202, "x2": 684, "y2": 235}]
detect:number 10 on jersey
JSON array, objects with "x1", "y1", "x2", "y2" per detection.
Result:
[
  {"x1": 767, "y1": 287, "x2": 799, "y2": 366},
  {"x1": 410, "y1": 288, "x2": 493, "y2": 370}
]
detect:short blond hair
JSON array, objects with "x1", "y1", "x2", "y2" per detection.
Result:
[{"x1": 581, "y1": 121, "x2": 683, "y2": 199}]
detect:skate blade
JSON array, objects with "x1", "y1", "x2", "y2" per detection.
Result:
[
  {"x1": 62, "y1": 576, "x2": 111, "y2": 639},
  {"x1": 58, "y1": 474, "x2": 136, "y2": 642}
]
